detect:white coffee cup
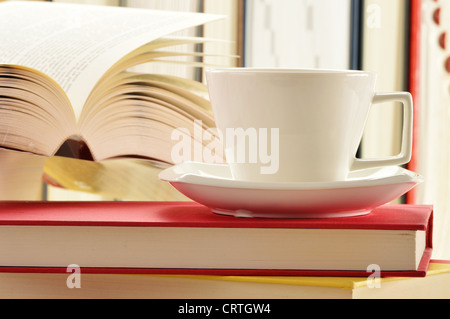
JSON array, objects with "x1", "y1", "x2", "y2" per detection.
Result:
[{"x1": 205, "y1": 68, "x2": 412, "y2": 183}]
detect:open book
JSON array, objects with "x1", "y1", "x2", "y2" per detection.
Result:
[{"x1": 0, "y1": 1, "x2": 223, "y2": 163}]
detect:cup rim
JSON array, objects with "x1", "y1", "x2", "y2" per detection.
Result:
[{"x1": 205, "y1": 67, "x2": 374, "y2": 76}]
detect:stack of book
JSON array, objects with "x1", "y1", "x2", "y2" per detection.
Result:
[{"x1": 0, "y1": 200, "x2": 447, "y2": 299}]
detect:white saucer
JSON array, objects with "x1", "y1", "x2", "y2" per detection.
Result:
[{"x1": 158, "y1": 162, "x2": 424, "y2": 219}]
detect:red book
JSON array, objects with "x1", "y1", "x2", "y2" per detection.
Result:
[{"x1": 0, "y1": 201, "x2": 433, "y2": 277}]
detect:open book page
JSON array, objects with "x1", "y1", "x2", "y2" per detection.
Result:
[
  {"x1": 81, "y1": 36, "x2": 221, "y2": 121},
  {"x1": 44, "y1": 156, "x2": 189, "y2": 201},
  {"x1": 0, "y1": 1, "x2": 220, "y2": 120}
]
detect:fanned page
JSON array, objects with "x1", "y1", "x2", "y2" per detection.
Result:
[{"x1": 0, "y1": 1, "x2": 220, "y2": 121}]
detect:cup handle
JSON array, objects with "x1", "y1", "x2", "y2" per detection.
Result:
[{"x1": 351, "y1": 92, "x2": 413, "y2": 171}]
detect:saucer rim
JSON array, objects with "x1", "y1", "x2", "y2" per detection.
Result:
[{"x1": 158, "y1": 161, "x2": 424, "y2": 191}]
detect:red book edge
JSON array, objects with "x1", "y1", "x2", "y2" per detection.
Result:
[
  {"x1": 406, "y1": 0, "x2": 422, "y2": 204},
  {"x1": 0, "y1": 201, "x2": 433, "y2": 231},
  {"x1": 0, "y1": 202, "x2": 434, "y2": 278}
]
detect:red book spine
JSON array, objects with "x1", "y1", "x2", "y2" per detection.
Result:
[{"x1": 406, "y1": 0, "x2": 422, "y2": 204}]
